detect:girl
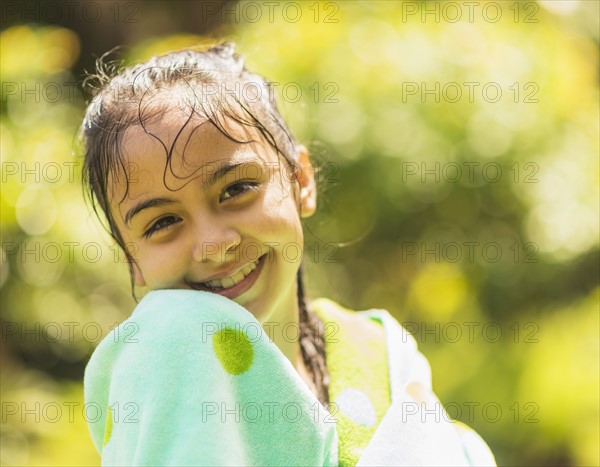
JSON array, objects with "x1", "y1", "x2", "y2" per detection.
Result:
[{"x1": 82, "y1": 42, "x2": 495, "y2": 466}]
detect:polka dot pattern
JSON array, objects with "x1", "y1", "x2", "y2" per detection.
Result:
[
  {"x1": 335, "y1": 387, "x2": 377, "y2": 428},
  {"x1": 212, "y1": 327, "x2": 254, "y2": 375}
]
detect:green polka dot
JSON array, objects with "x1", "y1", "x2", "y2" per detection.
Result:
[
  {"x1": 212, "y1": 327, "x2": 254, "y2": 375},
  {"x1": 103, "y1": 406, "x2": 113, "y2": 447}
]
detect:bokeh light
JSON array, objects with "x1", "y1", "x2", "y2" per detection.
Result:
[{"x1": 1, "y1": 2, "x2": 598, "y2": 465}]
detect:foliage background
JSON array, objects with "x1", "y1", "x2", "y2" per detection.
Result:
[{"x1": 1, "y1": 1, "x2": 598, "y2": 465}]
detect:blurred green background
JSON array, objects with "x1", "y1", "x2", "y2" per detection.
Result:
[{"x1": 1, "y1": 1, "x2": 598, "y2": 465}]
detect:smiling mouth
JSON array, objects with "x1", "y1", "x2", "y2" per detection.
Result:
[
  {"x1": 202, "y1": 257, "x2": 260, "y2": 290},
  {"x1": 188, "y1": 254, "x2": 267, "y2": 299}
]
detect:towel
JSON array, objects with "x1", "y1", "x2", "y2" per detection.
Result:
[
  {"x1": 310, "y1": 298, "x2": 391, "y2": 464},
  {"x1": 311, "y1": 299, "x2": 496, "y2": 466},
  {"x1": 84, "y1": 289, "x2": 338, "y2": 466},
  {"x1": 84, "y1": 290, "x2": 496, "y2": 466}
]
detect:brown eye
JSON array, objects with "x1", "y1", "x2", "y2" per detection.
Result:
[
  {"x1": 144, "y1": 216, "x2": 182, "y2": 238},
  {"x1": 221, "y1": 182, "x2": 259, "y2": 201}
]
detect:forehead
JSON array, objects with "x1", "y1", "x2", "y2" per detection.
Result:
[
  {"x1": 111, "y1": 112, "x2": 282, "y2": 199},
  {"x1": 121, "y1": 111, "x2": 271, "y2": 165}
]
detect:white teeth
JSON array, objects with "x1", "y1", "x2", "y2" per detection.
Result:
[{"x1": 204, "y1": 258, "x2": 260, "y2": 289}]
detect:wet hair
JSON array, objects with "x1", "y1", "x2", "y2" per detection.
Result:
[{"x1": 81, "y1": 42, "x2": 329, "y2": 405}]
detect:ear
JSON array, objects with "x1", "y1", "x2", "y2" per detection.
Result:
[
  {"x1": 295, "y1": 145, "x2": 316, "y2": 218},
  {"x1": 130, "y1": 260, "x2": 146, "y2": 287}
]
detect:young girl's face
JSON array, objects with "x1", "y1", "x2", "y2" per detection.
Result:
[{"x1": 108, "y1": 110, "x2": 316, "y2": 323}]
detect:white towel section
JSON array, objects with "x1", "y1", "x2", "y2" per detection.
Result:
[
  {"x1": 358, "y1": 309, "x2": 496, "y2": 467},
  {"x1": 357, "y1": 389, "x2": 471, "y2": 466}
]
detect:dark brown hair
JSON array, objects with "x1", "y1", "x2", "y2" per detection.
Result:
[{"x1": 81, "y1": 42, "x2": 329, "y2": 405}]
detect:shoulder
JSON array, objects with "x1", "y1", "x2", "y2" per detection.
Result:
[
  {"x1": 310, "y1": 298, "x2": 392, "y2": 464},
  {"x1": 312, "y1": 298, "x2": 431, "y2": 392},
  {"x1": 311, "y1": 297, "x2": 386, "y2": 342},
  {"x1": 84, "y1": 290, "x2": 339, "y2": 464},
  {"x1": 83, "y1": 290, "x2": 262, "y2": 450},
  {"x1": 85, "y1": 289, "x2": 258, "y2": 386},
  {"x1": 311, "y1": 297, "x2": 416, "y2": 348},
  {"x1": 313, "y1": 299, "x2": 496, "y2": 466}
]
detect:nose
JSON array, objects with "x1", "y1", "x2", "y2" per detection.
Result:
[{"x1": 192, "y1": 222, "x2": 242, "y2": 263}]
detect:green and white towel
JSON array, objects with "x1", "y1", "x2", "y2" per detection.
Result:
[
  {"x1": 85, "y1": 290, "x2": 495, "y2": 466},
  {"x1": 85, "y1": 290, "x2": 337, "y2": 466},
  {"x1": 312, "y1": 299, "x2": 496, "y2": 466}
]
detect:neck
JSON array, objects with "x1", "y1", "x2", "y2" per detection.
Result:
[
  {"x1": 264, "y1": 281, "x2": 301, "y2": 364},
  {"x1": 261, "y1": 281, "x2": 315, "y2": 393}
]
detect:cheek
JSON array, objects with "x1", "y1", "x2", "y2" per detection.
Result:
[
  {"x1": 135, "y1": 240, "x2": 192, "y2": 286},
  {"x1": 260, "y1": 183, "x2": 303, "y2": 231},
  {"x1": 255, "y1": 198, "x2": 303, "y2": 243}
]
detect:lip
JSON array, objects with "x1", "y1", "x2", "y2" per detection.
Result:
[
  {"x1": 188, "y1": 254, "x2": 266, "y2": 299},
  {"x1": 199, "y1": 257, "x2": 257, "y2": 283}
]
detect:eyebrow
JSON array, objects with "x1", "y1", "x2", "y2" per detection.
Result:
[
  {"x1": 123, "y1": 161, "x2": 246, "y2": 227},
  {"x1": 124, "y1": 198, "x2": 176, "y2": 227},
  {"x1": 202, "y1": 161, "x2": 245, "y2": 190}
]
